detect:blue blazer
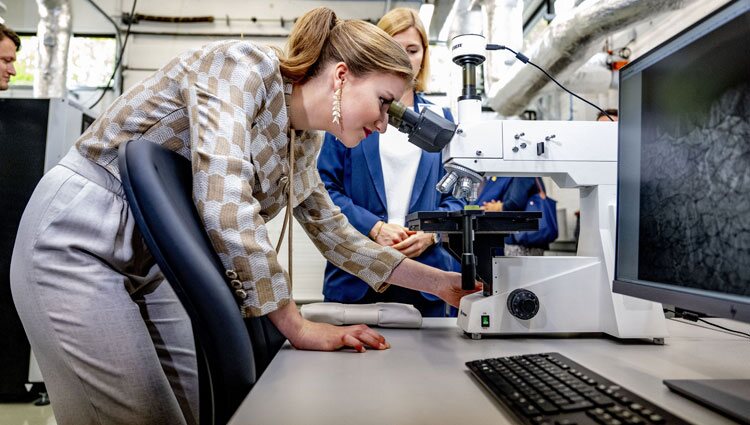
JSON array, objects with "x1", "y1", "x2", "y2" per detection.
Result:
[
  {"x1": 317, "y1": 93, "x2": 464, "y2": 303},
  {"x1": 474, "y1": 177, "x2": 545, "y2": 246}
]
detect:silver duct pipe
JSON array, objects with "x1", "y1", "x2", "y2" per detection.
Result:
[
  {"x1": 446, "y1": 0, "x2": 484, "y2": 39},
  {"x1": 429, "y1": 0, "x2": 455, "y2": 41},
  {"x1": 34, "y1": 0, "x2": 72, "y2": 98},
  {"x1": 487, "y1": 0, "x2": 692, "y2": 116},
  {"x1": 480, "y1": 0, "x2": 523, "y2": 93}
]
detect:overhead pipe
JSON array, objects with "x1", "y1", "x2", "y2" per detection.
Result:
[
  {"x1": 34, "y1": 0, "x2": 72, "y2": 98},
  {"x1": 478, "y1": 0, "x2": 524, "y2": 93},
  {"x1": 486, "y1": 0, "x2": 693, "y2": 116}
]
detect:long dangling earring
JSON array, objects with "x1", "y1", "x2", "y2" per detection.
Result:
[{"x1": 332, "y1": 79, "x2": 343, "y2": 126}]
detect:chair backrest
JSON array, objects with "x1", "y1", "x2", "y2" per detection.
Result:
[{"x1": 119, "y1": 140, "x2": 255, "y2": 425}]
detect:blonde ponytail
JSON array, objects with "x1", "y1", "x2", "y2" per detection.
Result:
[{"x1": 277, "y1": 7, "x2": 413, "y2": 85}]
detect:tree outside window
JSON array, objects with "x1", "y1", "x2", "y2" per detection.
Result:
[{"x1": 11, "y1": 35, "x2": 115, "y2": 90}]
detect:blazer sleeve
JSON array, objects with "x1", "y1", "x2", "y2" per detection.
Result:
[
  {"x1": 442, "y1": 106, "x2": 455, "y2": 123},
  {"x1": 503, "y1": 177, "x2": 538, "y2": 211},
  {"x1": 293, "y1": 177, "x2": 406, "y2": 292},
  {"x1": 183, "y1": 42, "x2": 292, "y2": 318},
  {"x1": 317, "y1": 133, "x2": 382, "y2": 236}
]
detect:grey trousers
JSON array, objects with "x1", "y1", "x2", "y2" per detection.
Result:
[{"x1": 10, "y1": 149, "x2": 199, "y2": 425}]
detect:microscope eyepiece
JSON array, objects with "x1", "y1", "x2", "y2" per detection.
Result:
[{"x1": 387, "y1": 101, "x2": 457, "y2": 153}]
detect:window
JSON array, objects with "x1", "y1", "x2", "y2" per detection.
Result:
[{"x1": 11, "y1": 35, "x2": 116, "y2": 90}]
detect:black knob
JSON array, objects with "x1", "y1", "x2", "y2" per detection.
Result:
[
  {"x1": 507, "y1": 289, "x2": 539, "y2": 320},
  {"x1": 512, "y1": 146, "x2": 519, "y2": 153}
]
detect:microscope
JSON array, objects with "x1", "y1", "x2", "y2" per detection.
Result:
[{"x1": 389, "y1": 34, "x2": 667, "y2": 342}]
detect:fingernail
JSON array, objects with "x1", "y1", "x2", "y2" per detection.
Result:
[{"x1": 379, "y1": 343, "x2": 386, "y2": 349}]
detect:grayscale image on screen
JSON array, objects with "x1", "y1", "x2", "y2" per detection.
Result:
[{"x1": 637, "y1": 12, "x2": 750, "y2": 297}]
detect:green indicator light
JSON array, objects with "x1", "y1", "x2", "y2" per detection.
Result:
[{"x1": 481, "y1": 314, "x2": 490, "y2": 328}]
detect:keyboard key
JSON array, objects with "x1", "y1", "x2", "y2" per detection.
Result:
[
  {"x1": 648, "y1": 414, "x2": 665, "y2": 424},
  {"x1": 607, "y1": 406, "x2": 624, "y2": 414},
  {"x1": 535, "y1": 399, "x2": 559, "y2": 414},
  {"x1": 520, "y1": 403, "x2": 540, "y2": 416},
  {"x1": 551, "y1": 397, "x2": 569, "y2": 406},
  {"x1": 561, "y1": 401, "x2": 594, "y2": 411},
  {"x1": 619, "y1": 410, "x2": 634, "y2": 420},
  {"x1": 590, "y1": 395, "x2": 615, "y2": 407}
]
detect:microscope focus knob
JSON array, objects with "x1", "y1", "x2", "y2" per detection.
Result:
[{"x1": 506, "y1": 289, "x2": 539, "y2": 320}]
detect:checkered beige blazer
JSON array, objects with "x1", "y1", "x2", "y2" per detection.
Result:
[{"x1": 76, "y1": 40, "x2": 404, "y2": 317}]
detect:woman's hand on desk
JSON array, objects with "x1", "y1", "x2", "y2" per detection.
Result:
[
  {"x1": 293, "y1": 321, "x2": 389, "y2": 353},
  {"x1": 268, "y1": 301, "x2": 389, "y2": 353}
]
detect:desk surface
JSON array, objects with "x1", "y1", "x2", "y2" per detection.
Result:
[{"x1": 229, "y1": 318, "x2": 750, "y2": 425}]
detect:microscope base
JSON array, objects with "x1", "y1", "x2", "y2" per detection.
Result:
[{"x1": 457, "y1": 256, "x2": 668, "y2": 341}]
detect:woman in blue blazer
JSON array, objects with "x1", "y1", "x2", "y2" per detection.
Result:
[
  {"x1": 475, "y1": 177, "x2": 555, "y2": 256},
  {"x1": 317, "y1": 8, "x2": 465, "y2": 317}
]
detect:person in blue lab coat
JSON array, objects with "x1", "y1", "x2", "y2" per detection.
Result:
[
  {"x1": 317, "y1": 7, "x2": 464, "y2": 317},
  {"x1": 475, "y1": 176, "x2": 556, "y2": 256}
]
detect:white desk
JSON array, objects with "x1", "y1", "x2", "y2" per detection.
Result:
[{"x1": 229, "y1": 318, "x2": 750, "y2": 425}]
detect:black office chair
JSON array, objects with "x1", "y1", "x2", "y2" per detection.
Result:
[{"x1": 118, "y1": 140, "x2": 285, "y2": 425}]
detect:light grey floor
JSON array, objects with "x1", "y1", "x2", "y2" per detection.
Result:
[{"x1": 0, "y1": 403, "x2": 56, "y2": 425}]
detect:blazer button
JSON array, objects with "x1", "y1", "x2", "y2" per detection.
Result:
[
  {"x1": 230, "y1": 279, "x2": 243, "y2": 289},
  {"x1": 235, "y1": 289, "x2": 248, "y2": 299},
  {"x1": 225, "y1": 270, "x2": 238, "y2": 279}
]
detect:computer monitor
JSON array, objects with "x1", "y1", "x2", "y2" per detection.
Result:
[{"x1": 614, "y1": 0, "x2": 750, "y2": 422}]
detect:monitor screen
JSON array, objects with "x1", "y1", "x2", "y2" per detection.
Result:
[{"x1": 614, "y1": 0, "x2": 750, "y2": 322}]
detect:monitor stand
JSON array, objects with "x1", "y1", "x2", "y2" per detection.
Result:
[{"x1": 664, "y1": 379, "x2": 750, "y2": 424}]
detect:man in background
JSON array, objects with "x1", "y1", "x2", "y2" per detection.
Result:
[
  {"x1": 0, "y1": 23, "x2": 20, "y2": 90},
  {"x1": 597, "y1": 108, "x2": 618, "y2": 121}
]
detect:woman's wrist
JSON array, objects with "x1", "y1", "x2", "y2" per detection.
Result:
[
  {"x1": 388, "y1": 259, "x2": 442, "y2": 297},
  {"x1": 267, "y1": 300, "x2": 304, "y2": 344},
  {"x1": 370, "y1": 221, "x2": 385, "y2": 240}
]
